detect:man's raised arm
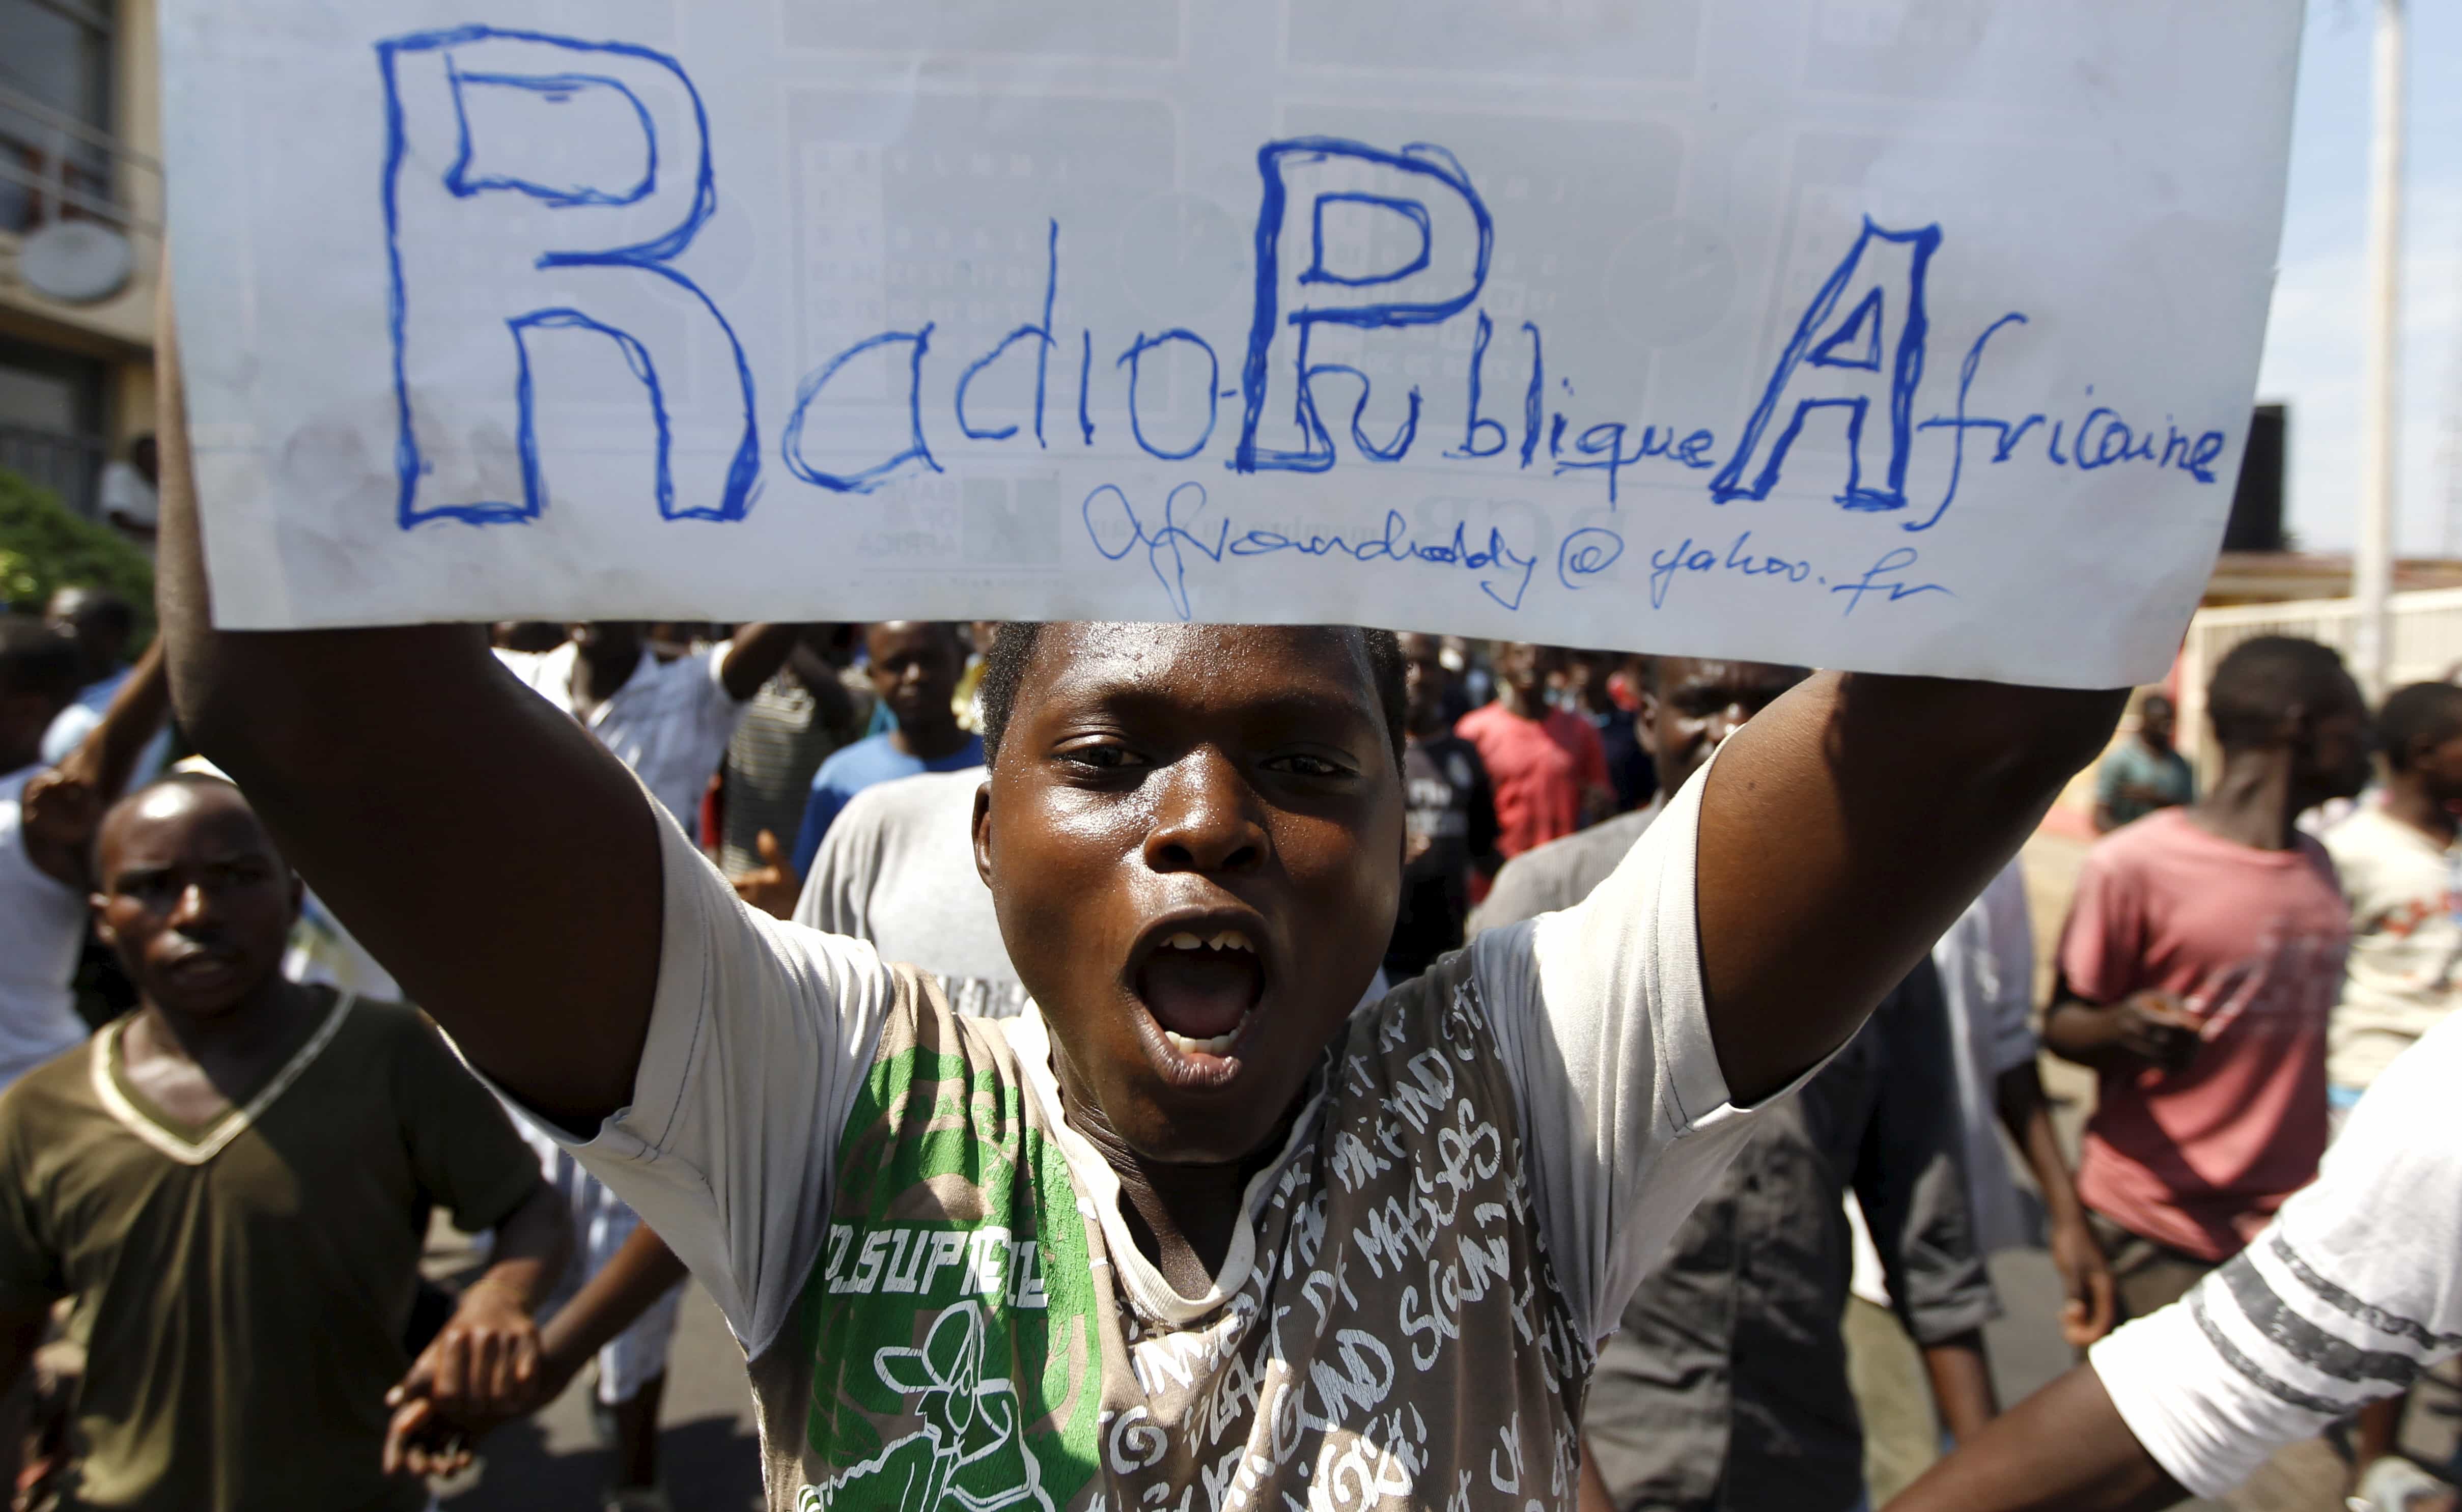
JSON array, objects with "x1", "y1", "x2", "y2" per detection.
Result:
[
  {"x1": 154, "y1": 303, "x2": 662, "y2": 1129},
  {"x1": 1697, "y1": 674, "x2": 2122, "y2": 1104}
]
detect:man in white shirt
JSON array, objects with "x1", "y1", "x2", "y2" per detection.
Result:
[
  {"x1": 495, "y1": 620, "x2": 804, "y2": 827},
  {"x1": 41, "y1": 589, "x2": 170, "y2": 783},
  {"x1": 152, "y1": 321, "x2": 2130, "y2": 1512},
  {"x1": 1889, "y1": 1006, "x2": 2462, "y2": 1512},
  {"x1": 97, "y1": 435, "x2": 158, "y2": 552},
  {"x1": 2325, "y1": 682, "x2": 2462, "y2": 1104},
  {"x1": 0, "y1": 623, "x2": 168, "y2": 1091},
  {"x1": 2316, "y1": 679, "x2": 2462, "y2": 1492}
]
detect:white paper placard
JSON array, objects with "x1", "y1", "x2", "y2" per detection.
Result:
[{"x1": 164, "y1": 0, "x2": 2299, "y2": 686}]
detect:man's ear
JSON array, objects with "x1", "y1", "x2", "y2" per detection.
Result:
[
  {"x1": 971, "y1": 778, "x2": 995, "y2": 889},
  {"x1": 1635, "y1": 687, "x2": 1665, "y2": 761}
]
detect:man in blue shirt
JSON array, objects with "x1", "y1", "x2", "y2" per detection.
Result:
[
  {"x1": 2093, "y1": 691, "x2": 2195, "y2": 832},
  {"x1": 789, "y1": 622, "x2": 982, "y2": 876}
]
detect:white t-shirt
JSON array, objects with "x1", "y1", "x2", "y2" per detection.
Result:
[
  {"x1": 496, "y1": 642, "x2": 744, "y2": 827},
  {"x1": 2322, "y1": 804, "x2": 2462, "y2": 1091},
  {"x1": 523, "y1": 760, "x2": 1775, "y2": 1510},
  {"x1": 98, "y1": 461, "x2": 157, "y2": 528},
  {"x1": 0, "y1": 767, "x2": 95, "y2": 1086},
  {"x1": 2091, "y1": 1009, "x2": 2462, "y2": 1499}
]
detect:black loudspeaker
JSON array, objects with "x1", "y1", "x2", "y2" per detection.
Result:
[{"x1": 2225, "y1": 403, "x2": 2287, "y2": 553}]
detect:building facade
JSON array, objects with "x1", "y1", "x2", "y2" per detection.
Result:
[{"x1": 1, "y1": 0, "x2": 159, "y2": 520}]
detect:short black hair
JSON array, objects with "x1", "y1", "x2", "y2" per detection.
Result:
[
  {"x1": 92, "y1": 770, "x2": 257, "y2": 880},
  {"x1": 0, "y1": 615, "x2": 82, "y2": 707},
  {"x1": 979, "y1": 623, "x2": 1409, "y2": 771},
  {"x1": 2378, "y1": 681, "x2": 2462, "y2": 771},
  {"x1": 2206, "y1": 635, "x2": 2355, "y2": 751}
]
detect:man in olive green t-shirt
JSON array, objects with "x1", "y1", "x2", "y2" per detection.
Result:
[{"x1": 0, "y1": 773, "x2": 569, "y2": 1511}]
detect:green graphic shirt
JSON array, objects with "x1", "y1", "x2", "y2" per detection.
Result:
[{"x1": 556, "y1": 779, "x2": 1761, "y2": 1512}]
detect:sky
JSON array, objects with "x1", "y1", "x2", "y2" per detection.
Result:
[{"x1": 2260, "y1": 0, "x2": 2462, "y2": 555}]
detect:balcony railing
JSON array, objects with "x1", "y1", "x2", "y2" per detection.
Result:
[{"x1": 0, "y1": 78, "x2": 160, "y2": 239}]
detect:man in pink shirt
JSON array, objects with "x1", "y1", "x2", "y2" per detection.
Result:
[
  {"x1": 1455, "y1": 641, "x2": 1613, "y2": 858},
  {"x1": 2046, "y1": 635, "x2": 2371, "y2": 1320}
]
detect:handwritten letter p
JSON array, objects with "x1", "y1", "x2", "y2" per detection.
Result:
[
  {"x1": 376, "y1": 27, "x2": 758, "y2": 529},
  {"x1": 1233, "y1": 138, "x2": 1493, "y2": 474}
]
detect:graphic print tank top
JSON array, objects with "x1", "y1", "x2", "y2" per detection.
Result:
[{"x1": 744, "y1": 950, "x2": 1592, "y2": 1510}]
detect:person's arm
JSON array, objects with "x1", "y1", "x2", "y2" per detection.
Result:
[
  {"x1": 18, "y1": 641, "x2": 173, "y2": 890},
  {"x1": 381, "y1": 1177, "x2": 571, "y2": 1476},
  {"x1": 1921, "y1": 1331, "x2": 1999, "y2": 1446},
  {"x1": 784, "y1": 635, "x2": 858, "y2": 731},
  {"x1": 155, "y1": 300, "x2": 662, "y2": 1129},
  {"x1": 718, "y1": 623, "x2": 803, "y2": 703},
  {"x1": 386, "y1": 1175, "x2": 567, "y2": 1417},
  {"x1": 1885, "y1": 1363, "x2": 2181, "y2": 1512},
  {"x1": 2041, "y1": 985, "x2": 2199, "y2": 1077},
  {"x1": 731, "y1": 829, "x2": 801, "y2": 919},
  {"x1": 1858, "y1": 963, "x2": 2002, "y2": 1440},
  {"x1": 1695, "y1": 674, "x2": 2124, "y2": 1104},
  {"x1": 385, "y1": 1219, "x2": 684, "y2": 1479},
  {"x1": 1576, "y1": 1435, "x2": 1615, "y2": 1512},
  {"x1": 537, "y1": 1224, "x2": 689, "y2": 1393},
  {"x1": 1997, "y1": 1059, "x2": 2114, "y2": 1346}
]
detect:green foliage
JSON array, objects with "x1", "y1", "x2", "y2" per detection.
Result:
[{"x1": 0, "y1": 467, "x2": 154, "y2": 638}]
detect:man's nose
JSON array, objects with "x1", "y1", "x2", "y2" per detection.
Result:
[
  {"x1": 1142, "y1": 751, "x2": 1267, "y2": 876},
  {"x1": 168, "y1": 881, "x2": 212, "y2": 930}
]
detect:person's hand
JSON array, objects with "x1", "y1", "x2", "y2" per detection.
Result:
[
  {"x1": 17, "y1": 771, "x2": 101, "y2": 889},
  {"x1": 381, "y1": 1279, "x2": 545, "y2": 1475},
  {"x1": 381, "y1": 1347, "x2": 577, "y2": 1477},
  {"x1": 2049, "y1": 1214, "x2": 2117, "y2": 1349},
  {"x1": 731, "y1": 830, "x2": 800, "y2": 920},
  {"x1": 2111, "y1": 991, "x2": 2201, "y2": 1073}
]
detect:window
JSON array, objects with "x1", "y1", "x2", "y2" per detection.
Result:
[
  {"x1": 0, "y1": 0, "x2": 116, "y2": 234},
  {"x1": 0, "y1": 337, "x2": 108, "y2": 518}
]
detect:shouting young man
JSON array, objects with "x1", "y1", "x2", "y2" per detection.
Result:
[{"x1": 152, "y1": 315, "x2": 2124, "y2": 1508}]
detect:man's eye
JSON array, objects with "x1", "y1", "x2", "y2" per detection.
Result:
[
  {"x1": 1269, "y1": 753, "x2": 1350, "y2": 778},
  {"x1": 1062, "y1": 743, "x2": 1142, "y2": 770}
]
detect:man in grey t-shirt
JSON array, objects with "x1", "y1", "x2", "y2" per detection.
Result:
[{"x1": 791, "y1": 767, "x2": 1031, "y2": 1019}]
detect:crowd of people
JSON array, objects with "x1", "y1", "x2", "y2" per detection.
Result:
[{"x1": 6, "y1": 377, "x2": 2462, "y2": 1511}]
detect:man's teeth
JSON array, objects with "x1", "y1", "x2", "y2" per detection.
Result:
[
  {"x1": 1162, "y1": 1024, "x2": 1244, "y2": 1056},
  {"x1": 1163, "y1": 929, "x2": 1254, "y2": 953}
]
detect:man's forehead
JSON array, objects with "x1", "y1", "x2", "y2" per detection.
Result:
[
  {"x1": 102, "y1": 786, "x2": 270, "y2": 864},
  {"x1": 1036, "y1": 623, "x2": 1377, "y2": 713}
]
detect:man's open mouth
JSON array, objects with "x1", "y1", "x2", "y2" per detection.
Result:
[{"x1": 1132, "y1": 926, "x2": 1265, "y2": 1059}]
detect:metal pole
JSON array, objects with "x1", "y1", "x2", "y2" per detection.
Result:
[{"x1": 2356, "y1": 0, "x2": 2406, "y2": 699}]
